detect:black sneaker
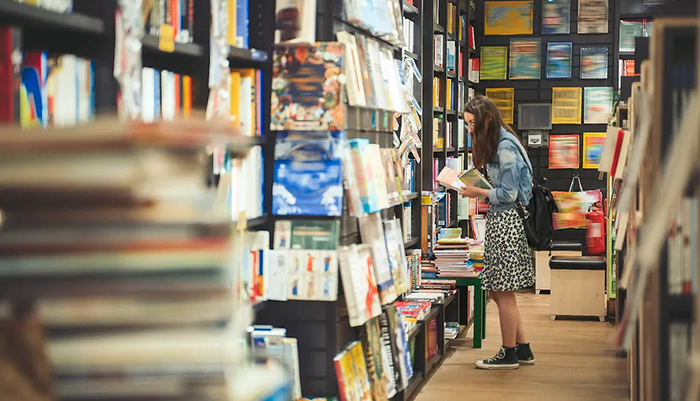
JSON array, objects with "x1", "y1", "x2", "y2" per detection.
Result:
[
  {"x1": 474, "y1": 346, "x2": 519, "y2": 370},
  {"x1": 516, "y1": 343, "x2": 535, "y2": 365}
]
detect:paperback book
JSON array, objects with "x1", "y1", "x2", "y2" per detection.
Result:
[
  {"x1": 358, "y1": 213, "x2": 398, "y2": 305},
  {"x1": 271, "y1": 42, "x2": 345, "y2": 131},
  {"x1": 339, "y1": 244, "x2": 382, "y2": 327}
]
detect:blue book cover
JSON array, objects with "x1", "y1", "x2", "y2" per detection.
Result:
[
  {"x1": 236, "y1": 0, "x2": 249, "y2": 48},
  {"x1": 153, "y1": 69, "x2": 160, "y2": 119}
]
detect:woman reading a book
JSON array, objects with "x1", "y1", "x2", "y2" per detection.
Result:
[{"x1": 461, "y1": 96, "x2": 535, "y2": 370}]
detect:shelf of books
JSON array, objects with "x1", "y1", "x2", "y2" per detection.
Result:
[
  {"x1": 0, "y1": 0, "x2": 291, "y2": 400},
  {"x1": 609, "y1": 17, "x2": 698, "y2": 401}
]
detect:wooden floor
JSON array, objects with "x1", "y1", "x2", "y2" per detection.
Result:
[{"x1": 415, "y1": 292, "x2": 629, "y2": 401}]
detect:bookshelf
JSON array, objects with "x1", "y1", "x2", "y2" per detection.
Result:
[{"x1": 612, "y1": 16, "x2": 698, "y2": 401}]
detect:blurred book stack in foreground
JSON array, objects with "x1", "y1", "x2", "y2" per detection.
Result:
[
  {"x1": 432, "y1": 228, "x2": 472, "y2": 278},
  {"x1": 0, "y1": 120, "x2": 288, "y2": 401}
]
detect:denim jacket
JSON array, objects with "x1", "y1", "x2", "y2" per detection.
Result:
[{"x1": 485, "y1": 127, "x2": 533, "y2": 213}]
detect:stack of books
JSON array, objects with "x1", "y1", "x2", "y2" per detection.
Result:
[
  {"x1": 433, "y1": 228, "x2": 471, "y2": 276},
  {"x1": 0, "y1": 120, "x2": 262, "y2": 400}
]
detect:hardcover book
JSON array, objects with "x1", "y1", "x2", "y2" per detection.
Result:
[{"x1": 271, "y1": 42, "x2": 345, "y2": 131}]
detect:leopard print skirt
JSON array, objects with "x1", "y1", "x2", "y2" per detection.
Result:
[{"x1": 482, "y1": 207, "x2": 534, "y2": 292}]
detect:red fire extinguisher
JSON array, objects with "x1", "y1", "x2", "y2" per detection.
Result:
[{"x1": 586, "y1": 201, "x2": 605, "y2": 255}]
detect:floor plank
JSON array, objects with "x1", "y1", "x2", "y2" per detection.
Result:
[{"x1": 415, "y1": 292, "x2": 629, "y2": 401}]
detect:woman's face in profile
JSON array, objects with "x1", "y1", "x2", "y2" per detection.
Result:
[{"x1": 464, "y1": 112, "x2": 475, "y2": 135}]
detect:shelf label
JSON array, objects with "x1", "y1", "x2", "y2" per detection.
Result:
[{"x1": 159, "y1": 24, "x2": 175, "y2": 53}]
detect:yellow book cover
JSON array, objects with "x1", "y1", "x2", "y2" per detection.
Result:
[
  {"x1": 229, "y1": 71, "x2": 241, "y2": 128},
  {"x1": 182, "y1": 75, "x2": 192, "y2": 119},
  {"x1": 232, "y1": 68, "x2": 256, "y2": 136},
  {"x1": 227, "y1": 0, "x2": 237, "y2": 47},
  {"x1": 349, "y1": 342, "x2": 372, "y2": 401}
]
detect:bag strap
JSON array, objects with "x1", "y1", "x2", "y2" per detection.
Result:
[{"x1": 568, "y1": 175, "x2": 584, "y2": 192}]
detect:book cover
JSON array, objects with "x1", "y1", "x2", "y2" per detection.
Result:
[
  {"x1": 542, "y1": 0, "x2": 570, "y2": 34},
  {"x1": 509, "y1": 38, "x2": 541, "y2": 80},
  {"x1": 580, "y1": 47, "x2": 608, "y2": 79},
  {"x1": 459, "y1": 169, "x2": 492, "y2": 190},
  {"x1": 436, "y1": 166, "x2": 466, "y2": 191},
  {"x1": 619, "y1": 20, "x2": 643, "y2": 52},
  {"x1": 274, "y1": 219, "x2": 340, "y2": 250},
  {"x1": 21, "y1": 50, "x2": 48, "y2": 128},
  {"x1": 480, "y1": 46, "x2": 507, "y2": 80},
  {"x1": 358, "y1": 213, "x2": 397, "y2": 305},
  {"x1": 271, "y1": 42, "x2": 344, "y2": 131},
  {"x1": 583, "y1": 86, "x2": 613, "y2": 124},
  {"x1": 236, "y1": 0, "x2": 249, "y2": 48},
  {"x1": 354, "y1": 35, "x2": 376, "y2": 108},
  {"x1": 546, "y1": 42, "x2": 573, "y2": 79},
  {"x1": 348, "y1": 341, "x2": 373, "y2": 401},
  {"x1": 384, "y1": 219, "x2": 409, "y2": 295},
  {"x1": 366, "y1": 144, "x2": 390, "y2": 209},
  {"x1": 334, "y1": 349, "x2": 358, "y2": 401},
  {"x1": 339, "y1": 245, "x2": 382, "y2": 327},
  {"x1": 485, "y1": 87, "x2": 514, "y2": 124},
  {"x1": 336, "y1": 31, "x2": 366, "y2": 107},
  {"x1": 347, "y1": 138, "x2": 379, "y2": 214},
  {"x1": 578, "y1": 0, "x2": 608, "y2": 34},
  {"x1": 360, "y1": 317, "x2": 390, "y2": 401},
  {"x1": 275, "y1": 0, "x2": 317, "y2": 44},
  {"x1": 378, "y1": 310, "x2": 400, "y2": 394},
  {"x1": 552, "y1": 87, "x2": 582, "y2": 124},
  {"x1": 272, "y1": 157, "x2": 343, "y2": 216},
  {"x1": 0, "y1": 27, "x2": 22, "y2": 124},
  {"x1": 484, "y1": 1, "x2": 533, "y2": 35},
  {"x1": 386, "y1": 304, "x2": 413, "y2": 386},
  {"x1": 548, "y1": 134, "x2": 580, "y2": 169}
]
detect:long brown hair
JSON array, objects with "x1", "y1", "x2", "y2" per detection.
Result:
[{"x1": 464, "y1": 96, "x2": 516, "y2": 168}]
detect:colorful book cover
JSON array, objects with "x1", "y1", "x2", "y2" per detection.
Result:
[
  {"x1": 479, "y1": 46, "x2": 507, "y2": 81},
  {"x1": 272, "y1": 157, "x2": 343, "y2": 216},
  {"x1": 485, "y1": 87, "x2": 514, "y2": 124},
  {"x1": 360, "y1": 317, "x2": 390, "y2": 401},
  {"x1": 339, "y1": 245, "x2": 382, "y2": 327},
  {"x1": 334, "y1": 348, "x2": 358, "y2": 401},
  {"x1": 582, "y1": 132, "x2": 607, "y2": 169},
  {"x1": 386, "y1": 304, "x2": 413, "y2": 387},
  {"x1": 619, "y1": 20, "x2": 643, "y2": 52},
  {"x1": 271, "y1": 42, "x2": 344, "y2": 131},
  {"x1": 348, "y1": 342, "x2": 373, "y2": 401},
  {"x1": 583, "y1": 87, "x2": 613, "y2": 124},
  {"x1": 358, "y1": 214, "x2": 397, "y2": 305},
  {"x1": 552, "y1": 87, "x2": 582, "y2": 124},
  {"x1": 509, "y1": 38, "x2": 541, "y2": 80},
  {"x1": 236, "y1": 0, "x2": 249, "y2": 48},
  {"x1": 580, "y1": 47, "x2": 609, "y2": 79},
  {"x1": 348, "y1": 138, "x2": 379, "y2": 214},
  {"x1": 542, "y1": 0, "x2": 570, "y2": 34},
  {"x1": 378, "y1": 309, "x2": 402, "y2": 392},
  {"x1": 548, "y1": 134, "x2": 580, "y2": 169},
  {"x1": 578, "y1": 0, "x2": 608, "y2": 34},
  {"x1": 383, "y1": 219, "x2": 409, "y2": 295},
  {"x1": 484, "y1": 1, "x2": 533, "y2": 35},
  {"x1": 546, "y1": 42, "x2": 573, "y2": 79},
  {"x1": 459, "y1": 169, "x2": 492, "y2": 190}
]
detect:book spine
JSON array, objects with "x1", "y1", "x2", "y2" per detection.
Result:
[
  {"x1": 0, "y1": 27, "x2": 21, "y2": 123},
  {"x1": 179, "y1": 0, "x2": 187, "y2": 42}
]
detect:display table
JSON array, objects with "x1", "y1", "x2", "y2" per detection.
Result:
[{"x1": 451, "y1": 275, "x2": 487, "y2": 348}]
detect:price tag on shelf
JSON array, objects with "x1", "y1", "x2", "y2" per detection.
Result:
[{"x1": 159, "y1": 24, "x2": 175, "y2": 53}]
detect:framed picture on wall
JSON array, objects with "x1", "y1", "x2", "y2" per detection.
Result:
[
  {"x1": 542, "y1": 0, "x2": 571, "y2": 35},
  {"x1": 578, "y1": 0, "x2": 609, "y2": 34},
  {"x1": 583, "y1": 87, "x2": 614, "y2": 124},
  {"x1": 484, "y1": 1, "x2": 533, "y2": 35},
  {"x1": 549, "y1": 134, "x2": 580, "y2": 169},
  {"x1": 546, "y1": 42, "x2": 573, "y2": 79},
  {"x1": 509, "y1": 38, "x2": 541, "y2": 80},
  {"x1": 552, "y1": 87, "x2": 582, "y2": 124},
  {"x1": 580, "y1": 46, "x2": 609, "y2": 79},
  {"x1": 485, "y1": 88, "x2": 515, "y2": 123},
  {"x1": 480, "y1": 46, "x2": 508, "y2": 80},
  {"x1": 582, "y1": 132, "x2": 607, "y2": 169}
]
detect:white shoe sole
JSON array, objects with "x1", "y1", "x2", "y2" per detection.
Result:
[
  {"x1": 474, "y1": 360, "x2": 519, "y2": 370},
  {"x1": 519, "y1": 359, "x2": 535, "y2": 366}
]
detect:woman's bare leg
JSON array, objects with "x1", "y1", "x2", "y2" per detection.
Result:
[{"x1": 491, "y1": 290, "x2": 518, "y2": 348}]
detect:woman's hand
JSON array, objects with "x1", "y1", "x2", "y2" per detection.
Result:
[{"x1": 460, "y1": 185, "x2": 489, "y2": 199}]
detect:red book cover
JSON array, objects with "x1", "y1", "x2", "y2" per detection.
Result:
[
  {"x1": 459, "y1": 51, "x2": 463, "y2": 77},
  {"x1": 170, "y1": 0, "x2": 179, "y2": 38},
  {"x1": 0, "y1": 26, "x2": 21, "y2": 123},
  {"x1": 610, "y1": 129, "x2": 625, "y2": 176},
  {"x1": 468, "y1": 24, "x2": 475, "y2": 48}
]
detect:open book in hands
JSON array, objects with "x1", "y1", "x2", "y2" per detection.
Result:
[{"x1": 436, "y1": 166, "x2": 492, "y2": 193}]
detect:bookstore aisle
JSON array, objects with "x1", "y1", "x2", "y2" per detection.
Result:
[{"x1": 414, "y1": 293, "x2": 629, "y2": 401}]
